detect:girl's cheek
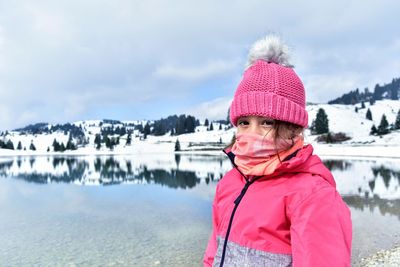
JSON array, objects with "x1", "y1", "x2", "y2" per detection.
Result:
[
  {"x1": 262, "y1": 129, "x2": 275, "y2": 139},
  {"x1": 237, "y1": 128, "x2": 245, "y2": 134}
]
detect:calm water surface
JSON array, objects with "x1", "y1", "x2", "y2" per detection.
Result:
[{"x1": 0, "y1": 154, "x2": 399, "y2": 266}]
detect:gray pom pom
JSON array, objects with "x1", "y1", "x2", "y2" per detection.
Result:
[{"x1": 245, "y1": 35, "x2": 293, "y2": 69}]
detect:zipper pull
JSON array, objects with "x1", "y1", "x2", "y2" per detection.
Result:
[{"x1": 234, "y1": 181, "x2": 251, "y2": 205}]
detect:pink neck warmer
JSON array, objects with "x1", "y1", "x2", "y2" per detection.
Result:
[{"x1": 231, "y1": 132, "x2": 304, "y2": 176}]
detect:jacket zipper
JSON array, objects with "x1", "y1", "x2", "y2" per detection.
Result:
[{"x1": 219, "y1": 151, "x2": 261, "y2": 267}]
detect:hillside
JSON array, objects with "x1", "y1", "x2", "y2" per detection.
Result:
[
  {"x1": 306, "y1": 100, "x2": 400, "y2": 142},
  {"x1": 0, "y1": 100, "x2": 399, "y2": 158}
]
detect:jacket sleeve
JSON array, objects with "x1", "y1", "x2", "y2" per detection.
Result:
[
  {"x1": 290, "y1": 185, "x2": 352, "y2": 267},
  {"x1": 203, "y1": 186, "x2": 220, "y2": 267}
]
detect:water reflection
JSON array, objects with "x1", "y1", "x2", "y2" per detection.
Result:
[
  {"x1": 344, "y1": 195, "x2": 400, "y2": 220},
  {"x1": 0, "y1": 155, "x2": 225, "y2": 189},
  {"x1": 0, "y1": 155, "x2": 399, "y2": 266},
  {"x1": 372, "y1": 165, "x2": 400, "y2": 189},
  {"x1": 1, "y1": 156, "x2": 399, "y2": 199},
  {"x1": 324, "y1": 159, "x2": 353, "y2": 171}
]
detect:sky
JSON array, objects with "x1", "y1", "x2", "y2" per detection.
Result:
[{"x1": 0, "y1": 0, "x2": 399, "y2": 131}]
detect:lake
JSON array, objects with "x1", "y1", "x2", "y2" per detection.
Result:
[{"x1": 0, "y1": 153, "x2": 399, "y2": 266}]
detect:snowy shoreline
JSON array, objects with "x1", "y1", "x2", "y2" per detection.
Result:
[
  {"x1": 313, "y1": 144, "x2": 400, "y2": 159},
  {"x1": 0, "y1": 143, "x2": 399, "y2": 159}
]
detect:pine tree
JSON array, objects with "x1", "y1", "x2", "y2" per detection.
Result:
[
  {"x1": 395, "y1": 109, "x2": 400, "y2": 130},
  {"x1": 105, "y1": 136, "x2": 112, "y2": 149},
  {"x1": 53, "y1": 139, "x2": 61, "y2": 152},
  {"x1": 373, "y1": 84, "x2": 383, "y2": 101},
  {"x1": 366, "y1": 108, "x2": 372, "y2": 120},
  {"x1": 143, "y1": 122, "x2": 151, "y2": 139},
  {"x1": 209, "y1": 122, "x2": 214, "y2": 131},
  {"x1": 188, "y1": 116, "x2": 196, "y2": 133},
  {"x1": 29, "y1": 142, "x2": 36, "y2": 151},
  {"x1": 390, "y1": 79, "x2": 399, "y2": 100},
  {"x1": 204, "y1": 118, "x2": 209, "y2": 127},
  {"x1": 175, "y1": 115, "x2": 186, "y2": 135},
  {"x1": 314, "y1": 108, "x2": 329, "y2": 134},
  {"x1": 17, "y1": 141, "x2": 22, "y2": 150},
  {"x1": 175, "y1": 139, "x2": 181, "y2": 152},
  {"x1": 219, "y1": 124, "x2": 222, "y2": 130},
  {"x1": 6, "y1": 140, "x2": 14, "y2": 150},
  {"x1": 107, "y1": 136, "x2": 117, "y2": 150},
  {"x1": 377, "y1": 114, "x2": 389, "y2": 135},
  {"x1": 126, "y1": 133, "x2": 132, "y2": 145},
  {"x1": 152, "y1": 121, "x2": 166, "y2": 136},
  {"x1": 94, "y1": 134, "x2": 102, "y2": 150},
  {"x1": 66, "y1": 136, "x2": 76, "y2": 150},
  {"x1": 369, "y1": 98, "x2": 375, "y2": 106},
  {"x1": 361, "y1": 101, "x2": 365, "y2": 109},
  {"x1": 370, "y1": 125, "x2": 377, "y2": 135},
  {"x1": 120, "y1": 127, "x2": 127, "y2": 136}
]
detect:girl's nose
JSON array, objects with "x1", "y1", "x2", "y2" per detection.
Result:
[{"x1": 248, "y1": 123, "x2": 264, "y2": 136}]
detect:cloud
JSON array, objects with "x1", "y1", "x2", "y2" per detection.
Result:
[
  {"x1": 303, "y1": 74, "x2": 362, "y2": 104},
  {"x1": 153, "y1": 59, "x2": 239, "y2": 81},
  {"x1": 0, "y1": 104, "x2": 12, "y2": 129},
  {"x1": 186, "y1": 97, "x2": 232, "y2": 121},
  {"x1": 0, "y1": 0, "x2": 399, "y2": 130}
]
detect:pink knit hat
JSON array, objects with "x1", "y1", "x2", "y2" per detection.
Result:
[{"x1": 230, "y1": 35, "x2": 308, "y2": 128}]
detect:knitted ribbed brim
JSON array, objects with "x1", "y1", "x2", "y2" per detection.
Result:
[{"x1": 230, "y1": 91, "x2": 308, "y2": 127}]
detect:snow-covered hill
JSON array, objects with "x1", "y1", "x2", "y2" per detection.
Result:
[
  {"x1": 0, "y1": 100, "x2": 399, "y2": 158},
  {"x1": 306, "y1": 100, "x2": 400, "y2": 142}
]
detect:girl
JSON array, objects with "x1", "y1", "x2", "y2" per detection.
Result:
[{"x1": 203, "y1": 36, "x2": 352, "y2": 267}]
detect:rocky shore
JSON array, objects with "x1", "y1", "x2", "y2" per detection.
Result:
[{"x1": 360, "y1": 246, "x2": 400, "y2": 266}]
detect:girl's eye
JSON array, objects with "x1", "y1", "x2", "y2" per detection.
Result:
[
  {"x1": 262, "y1": 120, "x2": 274, "y2": 126},
  {"x1": 238, "y1": 120, "x2": 249, "y2": 126}
]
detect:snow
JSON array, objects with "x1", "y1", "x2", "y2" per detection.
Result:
[
  {"x1": 1, "y1": 100, "x2": 399, "y2": 158},
  {"x1": 306, "y1": 100, "x2": 400, "y2": 141}
]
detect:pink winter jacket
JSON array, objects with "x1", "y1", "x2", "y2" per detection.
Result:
[{"x1": 204, "y1": 144, "x2": 352, "y2": 267}]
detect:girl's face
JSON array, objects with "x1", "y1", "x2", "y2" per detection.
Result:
[{"x1": 237, "y1": 115, "x2": 275, "y2": 138}]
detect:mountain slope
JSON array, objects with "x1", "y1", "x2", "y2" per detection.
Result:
[{"x1": 0, "y1": 100, "x2": 399, "y2": 157}]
